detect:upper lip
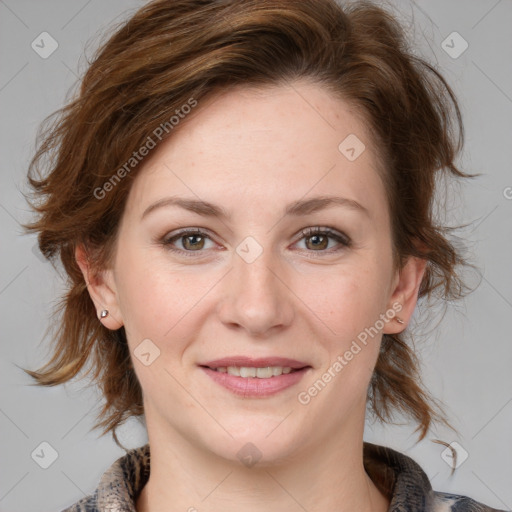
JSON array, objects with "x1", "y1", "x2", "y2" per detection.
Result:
[{"x1": 200, "y1": 356, "x2": 310, "y2": 369}]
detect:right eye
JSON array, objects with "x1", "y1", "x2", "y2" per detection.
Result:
[{"x1": 161, "y1": 229, "x2": 218, "y2": 255}]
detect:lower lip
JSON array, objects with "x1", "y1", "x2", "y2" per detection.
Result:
[{"x1": 200, "y1": 367, "x2": 310, "y2": 398}]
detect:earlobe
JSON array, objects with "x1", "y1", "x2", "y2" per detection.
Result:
[
  {"x1": 75, "y1": 244, "x2": 124, "y2": 330},
  {"x1": 383, "y1": 256, "x2": 427, "y2": 334}
]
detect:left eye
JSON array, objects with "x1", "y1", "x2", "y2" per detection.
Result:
[{"x1": 295, "y1": 227, "x2": 351, "y2": 252}]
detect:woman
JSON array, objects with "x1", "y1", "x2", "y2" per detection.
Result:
[{"x1": 23, "y1": 0, "x2": 505, "y2": 510}]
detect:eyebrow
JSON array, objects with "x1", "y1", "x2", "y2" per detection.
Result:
[{"x1": 141, "y1": 195, "x2": 370, "y2": 220}]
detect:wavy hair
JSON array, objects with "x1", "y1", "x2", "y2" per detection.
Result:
[{"x1": 23, "y1": 0, "x2": 477, "y2": 447}]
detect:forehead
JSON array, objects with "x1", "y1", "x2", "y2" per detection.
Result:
[{"x1": 125, "y1": 81, "x2": 387, "y2": 219}]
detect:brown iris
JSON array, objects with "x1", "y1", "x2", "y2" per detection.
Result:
[
  {"x1": 305, "y1": 234, "x2": 329, "y2": 250},
  {"x1": 182, "y1": 234, "x2": 205, "y2": 250}
]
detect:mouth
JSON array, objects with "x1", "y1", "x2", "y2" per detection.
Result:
[
  {"x1": 200, "y1": 365, "x2": 306, "y2": 378},
  {"x1": 198, "y1": 357, "x2": 311, "y2": 397}
]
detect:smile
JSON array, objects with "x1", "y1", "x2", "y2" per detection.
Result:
[
  {"x1": 208, "y1": 366, "x2": 298, "y2": 378},
  {"x1": 200, "y1": 365, "x2": 310, "y2": 398}
]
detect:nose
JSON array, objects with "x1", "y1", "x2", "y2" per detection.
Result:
[{"x1": 216, "y1": 247, "x2": 294, "y2": 337}]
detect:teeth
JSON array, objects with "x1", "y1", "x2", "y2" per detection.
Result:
[
  {"x1": 256, "y1": 367, "x2": 273, "y2": 378},
  {"x1": 217, "y1": 366, "x2": 295, "y2": 378},
  {"x1": 239, "y1": 366, "x2": 256, "y2": 378}
]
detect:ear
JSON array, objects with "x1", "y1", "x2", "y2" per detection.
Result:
[
  {"x1": 75, "y1": 244, "x2": 124, "y2": 330},
  {"x1": 383, "y1": 255, "x2": 427, "y2": 334}
]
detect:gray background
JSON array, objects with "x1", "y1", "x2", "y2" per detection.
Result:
[{"x1": 1, "y1": 1, "x2": 511, "y2": 511}]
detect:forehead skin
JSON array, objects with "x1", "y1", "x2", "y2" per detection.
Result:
[{"x1": 120, "y1": 80, "x2": 389, "y2": 253}]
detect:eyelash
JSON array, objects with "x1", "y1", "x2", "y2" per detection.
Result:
[{"x1": 160, "y1": 227, "x2": 352, "y2": 258}]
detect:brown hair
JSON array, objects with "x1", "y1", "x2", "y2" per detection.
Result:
[{"x1": 23, "y1": 0, "x2": 477, "y2": 446}]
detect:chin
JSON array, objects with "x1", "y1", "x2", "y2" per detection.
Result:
[{"x1": 201, "y1": 415, "x2": 305, "y2": 467}]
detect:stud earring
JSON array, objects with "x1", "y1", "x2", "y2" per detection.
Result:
[
  {"x1": 100, "y1": 309, "x2": 109, "y2": 319},
  {"x1": 395, "y1": 316, "x2": 405, "y2": 324}
]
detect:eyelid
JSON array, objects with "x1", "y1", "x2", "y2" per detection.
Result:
[
  {"x1": 294, "y1": 226, "x2": 351, "y2": 246},
  {"x1": 159, "y1": 225, "x2": 351, "y2": 258},
  {"x1": 162, "y1": 227, "x2": 216, "y2": 242}
]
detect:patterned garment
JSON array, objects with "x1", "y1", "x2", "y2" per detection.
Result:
[{"x1": 61, "y1": 442, "x2": 506, "y2": 511}]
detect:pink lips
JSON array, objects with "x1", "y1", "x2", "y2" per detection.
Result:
[
  {"x1": 199, "y1": 356, "x2": 311, "y2": 398},
  {"x1": 200, "y1": 356, "x2": 308, "y2": 369}
]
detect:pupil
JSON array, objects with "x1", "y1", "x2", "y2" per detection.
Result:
[
  {"x1": 184, "y1": 235, "x2": 203, "y2": 250},
  {"x1": 308, "y1": 235, "x2": 327, "y2": 250}
]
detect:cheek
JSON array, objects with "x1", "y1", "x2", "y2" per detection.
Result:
[
  {"x1": 303, "y1": 264, "x2": 389, "y2": 339},
  {"x1": 115, "y1": 248, "x2": 227, "y2": 360},
  {"x1": 114, "y1": 245, "x2": 189, "y2": 341},
  {"x1": 115, "y1": 257, "x2": 208, "y2": 393},
  {"x1": 301, "y1": 263, "x2": 391, "y2": 397},
  {"x1": 302, "y1": 273, "x2": 387, "y2": 401}
]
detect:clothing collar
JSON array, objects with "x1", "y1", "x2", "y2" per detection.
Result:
[{"x1": 88, "y1": 442, "x2": 434, "y2": 511}]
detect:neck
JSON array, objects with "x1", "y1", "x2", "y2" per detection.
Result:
[{"x1": 136, "y1": 410, "x2": 389, "y2": 512}]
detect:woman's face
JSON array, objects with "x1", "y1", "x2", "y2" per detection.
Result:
[{"x1": 88, "y1": 80, "x2": 423, "y2": 463}]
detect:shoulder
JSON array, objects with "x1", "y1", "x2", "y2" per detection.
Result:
[
  {"x1": 432, "y1": 491, "x2": 507, "y2": 512},
  {"x1": 59, "y1": 494, "x2": 97, "y2": 512},
  {"x1": 59, "y1": 444, "x2": 150, "y2": 512},
  {"x1": 363, "y1": 442, "x2": 507, "y2": 512}
]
